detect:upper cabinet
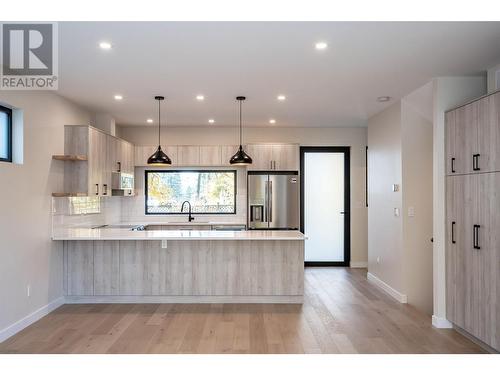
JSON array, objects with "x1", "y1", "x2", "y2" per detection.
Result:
[
  {"x1": 245, "y1": 143, "x2": 299, "y2": 171},
  {"x1": 53, "y1": 125, "x2": 135, "y2": 197},
  {"x1": 134, "y1": 145, "x2": 238, "y2": 167},
  {"x1": 446, "y1": 92, "x2": 500, "y2": 175}
]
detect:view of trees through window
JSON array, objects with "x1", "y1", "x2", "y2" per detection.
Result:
[{"x1": 146, "y1": 170, "x2": 236, "y2": 214}]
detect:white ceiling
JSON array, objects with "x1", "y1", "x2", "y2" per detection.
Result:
[{"x1": 58, "y1": 22, "x2": 500, "y2": 127}]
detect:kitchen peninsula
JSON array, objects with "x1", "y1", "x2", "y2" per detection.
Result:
[{"x1": 53, "y1": 227, "x2": 306, "y2": 303}]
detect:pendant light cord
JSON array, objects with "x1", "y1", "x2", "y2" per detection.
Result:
[
  {"x1": 158, "y1": 99, "x2": 161, "y2": 146},
  {"x1": 239, "y1": 99, "x2": 242, "y2": 146}
]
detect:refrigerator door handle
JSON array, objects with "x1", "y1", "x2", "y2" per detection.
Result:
[
  {"x1": 264, "y1": 181, "x2": 268, "y2": 222},
  {"x1": 268, "y1": 180, "x2": 273, "y2": 223}
]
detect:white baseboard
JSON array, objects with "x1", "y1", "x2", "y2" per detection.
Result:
[
  {"x1": 432, "y1": 315, "x2": 453, "y2": 329},
  {"x1": 350, "y1": 261, "x2": 368, "y2": 268},
  {"x1": 367, "y1": 272, "x2": 407, "y2": 303},
  {"x1": 65, "y1": 295, "x2": 303, "y2": 304},
  {"x1": 0, "y1": 296, "x2": 65, "y2": 343}
]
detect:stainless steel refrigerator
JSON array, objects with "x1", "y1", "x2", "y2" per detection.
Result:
[{"x1": 247, "y1": 171, "x2": 299, "y2": 230}]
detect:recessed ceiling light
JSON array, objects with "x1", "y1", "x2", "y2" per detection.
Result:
[
  {"x1": 208, "y1": 119, "x2": 215, "y2": 124},
  {"x1": 99, "y1": 41, "x2": 112, "y2": 50},
  {"x1": 277, "y1": 95, "x2": 286, "y2": 101},
  {"x1": 114, "y1": 95, "x2": 123, "y2": 101},
  {"x1": 196, "y1": 95, "x2": 205, "y2": 101},
  {"x1": 269, "y1": 119, "x2": 276, "y2": 124},
  {"x1": 377, "y1": 96, "x2": 391, "y2": 102},
  {"x1": 147, "y1": 118, "x2": 153, "y2": 123},
  {"x1": 315, "y1": 42, "x2": 328, "y2": 50}
]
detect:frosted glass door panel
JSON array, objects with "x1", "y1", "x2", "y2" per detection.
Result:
[{"x1": 304, "y1": 152, "x2": 344, "y2": 262}]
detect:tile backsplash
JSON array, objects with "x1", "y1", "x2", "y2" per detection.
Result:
[
  {"x1": 120, "y1": 167, "x2": 247, "y2": 224},
  {"x1": 52, "y1": 196, "x2": 122, "y2": 231},
  {"x1": 52, "y1": 167, "x2": 247, "y2": 231}
]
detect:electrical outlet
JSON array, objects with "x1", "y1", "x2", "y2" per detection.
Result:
[{"x1": 27, "y1": 284, "x2": 31, "y2": 297}]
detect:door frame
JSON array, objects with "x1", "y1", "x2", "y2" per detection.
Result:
[{"x1": 300, "y1": 146, "x2": 351, "y2": 267}]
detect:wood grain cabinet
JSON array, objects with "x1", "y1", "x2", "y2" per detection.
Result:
[
  {"x1": 56, "y1": 125, "x2": 135, "y2": 197},
  {"x1": 245, "y1": 143, "x2": 299, "y2": 171},
  {"x1": 445, "y1": 91, "x2": 500, "y2": 351},
  {"x1": 446, "y1": 92, "x2": 500, "y2": 175}
]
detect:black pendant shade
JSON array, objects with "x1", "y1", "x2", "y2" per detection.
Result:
[
  {"x1": 147, "y1": 145, "x2": 171, "y2": 165},
  {"x1": 230, "y1": 96, "x2": 252, "y2": 165},
  {"x1": 230, "y1": 145, "x2": 252, "y2": 165},
  {"x1": 147, "y1": 95, "x2": 172, "y2": 165}
]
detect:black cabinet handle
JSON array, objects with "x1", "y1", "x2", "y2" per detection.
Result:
[
  {"x1": 473, "y1": 154, "x2": 481, "y2": 171},
  {"x1": 117, "y1": 161, "x2": 121, "y2": 172},
  {"x1": 452, "y1": 221, "x2": 456, "y2": 244},
  {"x1": 103, "y1": 184, "x2": 108, "y2": 196},
  {"x1": 95, "y1": 184, "x2": 99, "y2": 195},
  {"x1": 473, "y1": 224, "x2": 481, "y2": 249},
  {"x1": 451, "y1": 158, "x2": 456, "y2": 173}
]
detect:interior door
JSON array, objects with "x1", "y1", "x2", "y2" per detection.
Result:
[{"x1": 300, "y1": 147, "x2": 350, "y2": 266}]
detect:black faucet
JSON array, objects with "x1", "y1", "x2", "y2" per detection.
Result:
[{"x1": 181, "y1": 201, "x2": 194, "y2": 222}]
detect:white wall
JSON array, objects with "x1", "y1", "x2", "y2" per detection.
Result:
[
  {"x1": 120, "y1": 126, "x2": 368, "y2": 266},
  {"x1": 0, "y1": 91, "x2": 91, "y2": 339},
  {"x1": 431, "y1": 76, "x2": 486, "y2": 327},
  {"x1": 401, "y1": 89, "x2": 434, "y2": 314},
  {"x1": 367, "y1": 82, "x2": 434, "y2": 314},
  {"x1": 367, "y1": 103, "x2": 404, "y2": 291}
]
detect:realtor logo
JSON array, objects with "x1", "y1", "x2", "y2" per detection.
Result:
[{"x1": 1, "y1": 22, "x2": 58, "y2": 90}]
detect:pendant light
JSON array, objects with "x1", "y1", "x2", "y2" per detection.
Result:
[
  {"x1": 147, "y1": 95, "x2": 172, "y2": 165},
  {"x1": 229, "y1": 96, "x2": 252, "y2": 165}
]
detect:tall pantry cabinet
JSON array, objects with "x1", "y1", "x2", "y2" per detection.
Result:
[{"x1": 445, "y1": 90, "x2": 500, "y2": 351}]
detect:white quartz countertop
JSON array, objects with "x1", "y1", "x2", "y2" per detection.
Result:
[
  {"x1": 52, "y1": 228, "x2": 306, "y2": 241},
  {"x1": 117, "y1": 221, "x2": 247, "y2": 227}
]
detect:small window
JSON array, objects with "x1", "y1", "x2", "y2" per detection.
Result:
[
  {"x1": 145, "y1": 170, "x2": 236, "y2": 215},
  {"x1": 0, "y1": 105, "x2": 12, "y2": 163}
]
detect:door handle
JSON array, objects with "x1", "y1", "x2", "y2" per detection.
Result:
[
  {"x1": 451, "y1": 158, "x2": 456, "y2": 173},
  {"x1": 473, "y1": 224, "x2": 481, "y2": 249},
  {"x1": 264, "y1": 182, "x2": 268, "y2": 222},
  {"x1": 95, "y1": 183, "x2": 99, "y2": 195},
  {"x1": 269, "y1": 181, "x2": 273, "y2": 222},
  {"x1": 473, "y1": 154, "x2": 481, "y2": 171},
  {"x1": 451, "y1": 221, "x2": 456, "y2": 244}
]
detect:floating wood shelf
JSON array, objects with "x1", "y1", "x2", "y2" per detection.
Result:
[
  {"x1": 52, "y1": 192, "x2": 88, "y2": 197},
  {"x1": 52, "y1": 155, "x2": 88, "y2": 161}
]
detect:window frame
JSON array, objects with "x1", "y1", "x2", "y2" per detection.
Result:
[
  {"x1": 144, "y1": 169, "x2": 237, "y2": 215},
  {"x1": 0, "y1": 105, "x2": 13, "y2": 163}
]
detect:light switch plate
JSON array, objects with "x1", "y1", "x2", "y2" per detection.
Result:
[
  {"x1": 394, "y1": 208, "x2": 400, "y2": 217},
  {"x1": 392, "y1": 184, "x2": 400, "y2": 192},
  {"x1": 408, "y1": 207, "x2": 415, "y2": 217}
]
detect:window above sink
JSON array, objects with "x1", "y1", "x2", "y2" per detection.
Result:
[{"x1": 145, "y1": 170, "x2": 236, "y2": 215}]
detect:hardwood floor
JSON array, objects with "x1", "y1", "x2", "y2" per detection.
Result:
[{"x1": 0, "y1": 268, "x2": 485, "y2": 354}]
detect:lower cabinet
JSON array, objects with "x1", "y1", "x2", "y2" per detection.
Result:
[
  {"x1": 446, "y1": 173, "x2": 500, "y2": 350},
  {"x1": 64, "y1": 240, "x2": 304, "y2": 297}
]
